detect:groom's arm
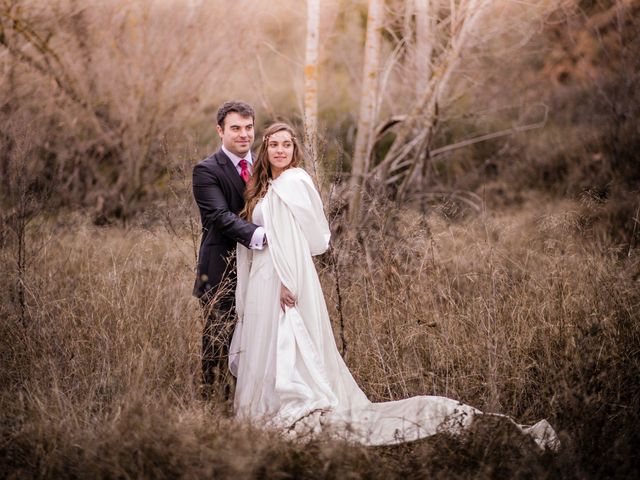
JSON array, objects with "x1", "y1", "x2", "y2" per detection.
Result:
[{"x1": 193, "y1": 164, "x2": 264, "y2": 249}]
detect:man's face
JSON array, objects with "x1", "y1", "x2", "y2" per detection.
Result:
[{"x1": 216, "y1": 112, "x2": 254, "y2": 157}]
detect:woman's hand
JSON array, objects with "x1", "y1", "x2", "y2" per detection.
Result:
[{"x1": 280, "y1": 284, "x2": 296, "y2": 311}]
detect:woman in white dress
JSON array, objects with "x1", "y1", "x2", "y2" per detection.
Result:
[{"x1": 229, "y1": 122, "x2": 558, "y2": 449}]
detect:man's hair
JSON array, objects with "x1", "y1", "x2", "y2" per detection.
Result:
[{"x1": 216, "y1": 100, "x2": 255, "y2": 129}]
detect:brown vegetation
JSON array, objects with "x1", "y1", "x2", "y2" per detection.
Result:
[
  {"x1": 1, "y1": 0, "x2": 640, "y2": 478},
  {"x1": 1, "y1": 196, "x2": 639, "y2": 477}
]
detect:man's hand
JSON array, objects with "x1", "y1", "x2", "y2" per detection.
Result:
[{"x1": 280, "y1": 284, "x2": 296, "y2": 311}]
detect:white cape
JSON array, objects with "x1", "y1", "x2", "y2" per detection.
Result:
[{"x1": 230, "y1": 168, "x2": 557, "y2": 449}]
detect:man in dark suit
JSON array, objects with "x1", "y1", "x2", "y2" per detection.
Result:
[{"x1": 192, "y1": 100, "x2": 265, "y2": 400}]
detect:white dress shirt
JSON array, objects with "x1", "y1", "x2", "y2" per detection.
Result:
[{"x1": 221, "y1": 145, "x2": 266, "y2": 250}]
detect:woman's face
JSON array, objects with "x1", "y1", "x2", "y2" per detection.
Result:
[{"x1": 267, "y1": 130, "x2": 294, "y2": 178}]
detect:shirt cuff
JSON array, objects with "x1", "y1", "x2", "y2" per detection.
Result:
[{"x1": 249, "y1": 226, "x2": 266, "y2": 250}]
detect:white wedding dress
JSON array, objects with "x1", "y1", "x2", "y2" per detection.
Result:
[{"x1": 229, "y1": 168, "x2": 557, "y2": 449}]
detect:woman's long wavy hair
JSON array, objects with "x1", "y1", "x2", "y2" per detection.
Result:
[{"x1": 241, "y1": 122, "x2": 305, "y2": 220}]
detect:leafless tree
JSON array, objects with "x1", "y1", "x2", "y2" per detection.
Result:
[
  {"x1": 347, "y1": 0, "x2": 554, "y2": 224},
  {"x1": 0, "y1": 0, "x2": 261, "y2": 221},
  {"x1": 349, "y1": 0, "x2": 385, "y2": 219},
  {"x1": 304, "y1": 0, "x2": 321, "y2": 181}
]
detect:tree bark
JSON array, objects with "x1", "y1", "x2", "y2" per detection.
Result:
[
  {"x1": 349, "y1": 0, "x2": 385, "y2": 221},
  {"x1": 415, "y1": 0, "x2": 434, "y2": 98},
  {"x1": 304, "y1": 0, "x2": 320, "y2": 181},
  {"x1": 375, "y1": 0, "x2": 489, "y2": 183}
]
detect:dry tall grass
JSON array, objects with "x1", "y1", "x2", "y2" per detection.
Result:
[
  {"x1": 1, "y1": 0, "x2": 639, "y2": 477},
  {"x1": 2, "y1": 192, "x2": 638, "y2": 478}
]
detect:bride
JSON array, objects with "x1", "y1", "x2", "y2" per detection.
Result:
[{"x1": 229, "y1": 122, "x2": 558, "y2": 449}]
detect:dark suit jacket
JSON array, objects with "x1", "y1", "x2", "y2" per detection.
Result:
[{"x1": 192, "y1": 149, "x2": 258, "y2": 305}]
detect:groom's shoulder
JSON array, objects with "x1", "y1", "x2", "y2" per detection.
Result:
[
  {"x1": 194, "y1": 150, "x2": 225, "y2": 174},
  {"x1": 196, "y1": 150, "x2": 222, "y2": 167}
]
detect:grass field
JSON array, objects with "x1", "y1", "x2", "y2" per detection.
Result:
[{"x1": 1, "y1": 193, "x2": 638, "y2": 479}]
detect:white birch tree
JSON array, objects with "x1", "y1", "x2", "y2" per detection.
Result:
[
  {"x1": 345, "y1": 0, "x2": 499, "y2": 222},
  {"x1": 349, "y1": 0, "x2": 385, "y2": 218},
  {"x1": 414, "y1": 0, "x2": 434, "y2": 97},
  {"x1": 303, "y1": 0, "x2": 320, "y2": 180},
  {"x1": 376, "y1": 0, "x2": 491, "y2": 184}
]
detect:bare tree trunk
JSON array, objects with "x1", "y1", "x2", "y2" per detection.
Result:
[
  {"x1": 375, "y1": 0, "x2": 490, "y2": 184},
  {"x1": 304, "y1": 0, "x2": 321, "y2": 181},
  {"x1": 415, "y1": 0, "x2": 434, "y2": 97},
  {"x1": 349, "y1": 0, "x2": 385, "y2": 221}
]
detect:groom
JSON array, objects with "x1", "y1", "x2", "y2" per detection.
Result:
[{"x1": 192, "y1": 100, "x2": 265, "y2": 400}]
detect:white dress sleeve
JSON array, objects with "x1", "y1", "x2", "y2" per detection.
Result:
[
  {"x1": 261, "y1": 168, "x2": 330, "y2": 296},
  {"x1": 270, "y1": 168, "x2": 330, "y2": 256}
]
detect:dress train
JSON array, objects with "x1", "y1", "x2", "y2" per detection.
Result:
[{"x1": 229, "y1": 168, "x2": 558, "y2": 449}]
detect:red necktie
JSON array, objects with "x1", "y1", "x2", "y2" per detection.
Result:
[{"x1": 238, "y1": 159, "x2": 250, "y2": 183}]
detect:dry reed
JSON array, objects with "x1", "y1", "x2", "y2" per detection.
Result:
[{"x1": 2, "y1": 193, "x2": 638, "y2": 478}]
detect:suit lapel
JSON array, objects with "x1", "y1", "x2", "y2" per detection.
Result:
[{"x1": 216, "y1": 150, "x2": 246, "y2": 200}]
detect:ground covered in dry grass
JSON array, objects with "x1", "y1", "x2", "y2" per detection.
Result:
[{"x1": 1, "y1": 195, "x2": 639, "y2": 479}]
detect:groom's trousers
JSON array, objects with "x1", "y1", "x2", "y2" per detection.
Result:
[{"x1": 200, "y1": 297, "x2": 236, "y2": 402}]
